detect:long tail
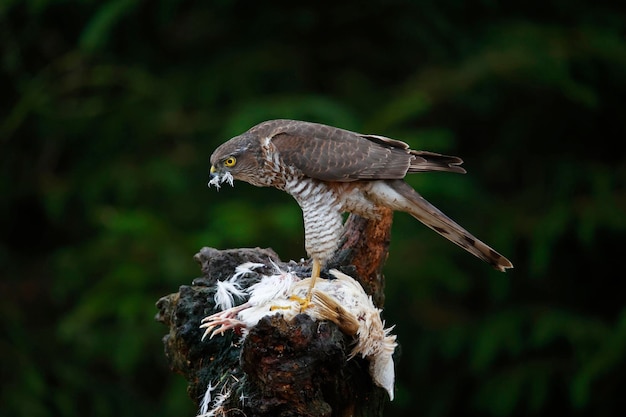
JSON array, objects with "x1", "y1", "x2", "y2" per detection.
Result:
[
  {"x1": 379, "y1": 180, "x2": 513, "y2": 272},
  {"x1": 408, "y1": 150, "x2": 467, "y2": 174}
]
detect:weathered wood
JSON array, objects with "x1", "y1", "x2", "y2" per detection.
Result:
[
  {"x1": 331, "y1": 208, "x2": 393, "y2": 308},
  {"x1": 155, "y1": 213, "x2": 395, "y2": 417}
]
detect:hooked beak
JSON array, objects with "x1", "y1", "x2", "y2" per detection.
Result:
[
  {"x1": 208, "y1": 165, "x2": 234, "y2": 189},
  {"x1": 209, "y1": 165, "x2": 219, "y2": 179}
]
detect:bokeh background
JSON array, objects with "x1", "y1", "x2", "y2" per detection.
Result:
[{"x1": 2, "y1": 1, "x2": 625, "y2": 416}]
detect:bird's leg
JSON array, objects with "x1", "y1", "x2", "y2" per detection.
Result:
[
  {"x1": 288, "y1": 258, "x2": 321, "y2": 312},
  {"x1": 306, "y1": 258, "x2": 321, "y2": 302}
]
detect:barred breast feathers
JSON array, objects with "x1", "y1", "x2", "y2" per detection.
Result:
[{"x1": 285, "y1": 177, "x2": 344, "y2": 264}]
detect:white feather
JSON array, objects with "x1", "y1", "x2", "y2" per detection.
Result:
[
  {"x1": 198, "y1": 382, "x2": 216, "y2": 416},
  {"x1": 246, "y1": 270, "x2": 300, "y2": 306},
  {"x1": 213, "y1": 280, "x2": 247, "y2": 311},
  {"x1": 200, "y1": 264, "x2": 397, "y2": 400},
  {"x1": 231, "y1": 262, "x2": 265, "y2": 281},
  {"x1": 212, "y1": 261, "x2": 265, "y2": 311},
  {"x1": 207, "y1": 171, "x2": 234, "y2": 190}
]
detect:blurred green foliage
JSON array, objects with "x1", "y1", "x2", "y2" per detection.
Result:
[{"x1": 1, "y1": 1, "x2": 625, "y2": 416}]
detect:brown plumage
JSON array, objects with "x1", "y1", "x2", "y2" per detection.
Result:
[{"x1": 209, "y1": 119, "x2": 513, "y2": 284}]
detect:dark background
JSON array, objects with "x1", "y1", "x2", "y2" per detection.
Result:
[{"x1": 2, "y1": 1, "x2": 625, "y2": 416}]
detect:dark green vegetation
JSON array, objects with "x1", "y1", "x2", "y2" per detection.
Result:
[{"x1": 2, "y1": 1, "x2": 625, "y2": 416}]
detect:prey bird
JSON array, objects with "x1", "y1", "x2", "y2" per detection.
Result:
[{"x1": 209, "y1": 120, "x2": 513, "y2": 307}]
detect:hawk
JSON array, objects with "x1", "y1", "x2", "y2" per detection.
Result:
[{"x1": 209, "y1": 120, "x2": 513, "y2": 303}]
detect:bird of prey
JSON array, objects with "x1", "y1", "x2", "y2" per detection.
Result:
[{"x1": 209, "y1": 120, "x2": 513, "y2": 304}]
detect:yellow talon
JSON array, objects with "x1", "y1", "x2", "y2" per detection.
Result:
[
  {"x1": 269, "y1": 295, "x2": 314, "y2": 311},
  {"x1": 269, "y1": 305, "x2": 291, "y2": 311},
  {"x1": 269, "y1": 259, "x2": 322, "y2": 312},
  {"x1": 288, "y1": 294, "x2": 307, "y2": 303},
  {"x1": 287, "y1": 294, "x2": 313, "y2": 312},
  {"x1": 298, "y1": 259, "x2": 322, "y2": 312}
]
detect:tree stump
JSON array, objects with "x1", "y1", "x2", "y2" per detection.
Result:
[{"x1": 155, "y1": 210, "x2": 396, "y2": 417}]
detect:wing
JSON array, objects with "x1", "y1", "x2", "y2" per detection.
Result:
[{"x1": 254, "y1": 120, "x2": 463, "y2": 182}]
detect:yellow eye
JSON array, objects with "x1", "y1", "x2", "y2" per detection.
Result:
[{"x1": 224, "y1": 157, "x2": 236, "y2": 167}]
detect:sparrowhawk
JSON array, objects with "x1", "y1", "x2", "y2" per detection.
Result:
[{"x1": 209, "y1": 120, "x2": 513, "y2": 304}]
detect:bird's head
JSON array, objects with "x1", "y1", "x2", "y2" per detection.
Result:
[{"x1": 209, "y1": 134, "x2": 262, "y2": 189}]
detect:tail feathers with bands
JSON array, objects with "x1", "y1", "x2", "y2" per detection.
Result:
[
  {"x1": 408, "y1": 151, "x2": 467, "y2": 174},
  {"x1": 393, "y1": 181, "x2": 513, "y2": 272}
]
